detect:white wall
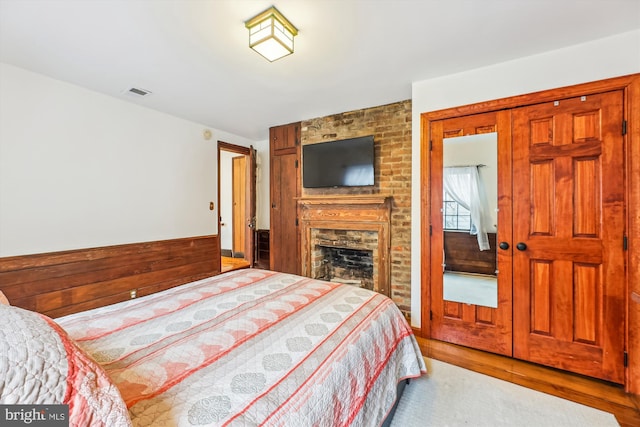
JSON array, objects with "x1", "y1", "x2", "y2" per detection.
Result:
[
  {"x1": 410, "y1": 29, "x2": 640, "y2": 327},
  {"x1": 0, "y1": 63, "x2": 258, "y2": 256}
]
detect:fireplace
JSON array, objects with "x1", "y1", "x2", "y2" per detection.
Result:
[{"x1": 298, "y1": 195, "x2": 391, "y2": 296}]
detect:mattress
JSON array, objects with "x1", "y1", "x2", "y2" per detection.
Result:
[{"x1": 3, "y1": 269, "x2": 426, "y2": 426}]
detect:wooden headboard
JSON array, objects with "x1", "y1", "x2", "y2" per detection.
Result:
[{"x1": 0, "y1": 235, "x2": 220, "y2": 318}]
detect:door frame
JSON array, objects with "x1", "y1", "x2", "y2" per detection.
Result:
[
  {"x1": 217, "y1": 141, "x2": 256, "y2": 266},
  {"x1": 419, "y1": 73, "x2": 640, "y2": 394}
]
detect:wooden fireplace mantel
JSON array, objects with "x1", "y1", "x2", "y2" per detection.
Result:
[
  {"x1": 298, "y1": 195, "x2": 392, "y2": 222},
  {"x1": 298, "y1": 194, "x2": 391, "y2": 206},
  {"x1": 298, "y1": 194, "x2": 392, "y2": 296}
]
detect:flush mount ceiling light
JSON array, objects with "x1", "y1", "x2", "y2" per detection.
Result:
[{"x1": 245, "y1": 6, "x2": 298, "y2": 62}]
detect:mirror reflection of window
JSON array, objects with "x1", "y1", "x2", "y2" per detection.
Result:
[
  {"x1": 443, "y1": 192, "x2": 471, "y2": 231},
  {"x1": 443, "y1": 165, "x2": 491, "y2": 250},
  {"x1": 442, "y1": 132, "x2": 498, "y2": 308}
]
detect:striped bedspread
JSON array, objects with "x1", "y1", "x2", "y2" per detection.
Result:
[{"x1": 57, "y1": 269, "x2": 426, "y2": 426}]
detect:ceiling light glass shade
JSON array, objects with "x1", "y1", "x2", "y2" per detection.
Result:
[{"x1": 245, "y1": 7, "x2": 298, "y2": 62}]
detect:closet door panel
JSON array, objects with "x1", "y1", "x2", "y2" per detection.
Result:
[
  {"x1": 530, "y1": 160, "x2": 554, "y2": 235},
  {"x1": 269, "y1": 153, "x2": 300, "y2": 274},
  {"x1": 269, "y1": 123, "x2": 301, "y2": 275},
  {"x1": 429, "y1": 110, "x2": 513, "y2": 356},
  {"x1": 512, "y1": 91, "x2": 625, "y2": 383}
]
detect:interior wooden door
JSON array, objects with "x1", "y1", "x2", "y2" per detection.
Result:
[
  {"x1": 218, "y1": 141, "x2": 257, "y2": 267},
  {"x1": 512, "y1": 91, "x2": 625, "y2": 383},
  {"x1": 430, "y1": 110, "x2": 513, "y2": 356},
  {"x1": 246, "y1": 145, "x2": 257, "y2": 266},
  {"x1": 232, "y1": 155, "x2": 246, "y2": 255}
]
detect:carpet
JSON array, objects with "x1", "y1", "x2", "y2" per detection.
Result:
[{"x1": 390, "y1": 358, "x2": 619, "y2": 427}]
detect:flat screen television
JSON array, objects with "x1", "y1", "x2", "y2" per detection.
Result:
[{"x1": 302, "y1": 136, "x2": 375, "y2": 188}]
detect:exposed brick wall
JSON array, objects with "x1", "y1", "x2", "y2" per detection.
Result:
[{"x1": 300, "y1": 100, "x2": 412, "y2": 316}]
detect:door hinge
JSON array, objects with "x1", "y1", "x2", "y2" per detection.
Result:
[
  {"x1": 623, "y1": 236, "x2": 628, "y2": 250},
  {"x1": 624, "y1": 351, "x2": 628, "y2": 367},
  {"x1": 622, "y1": 120, "x2": 627, "y2": 136},
  {"x1": 430, "y1": 140, "x2": 433, "y2": 151},
  {"x1": 429, "y1": 225, "x2": 432, "y2": 236},
  {"x1": 295, "y1": 218, "x2": 299, "y2": 226},
  {"x1": 430, "y1": 310, "x2": 433, "y2": 320},
  {"x1": 294, "y1": 159, "x2": 299, "y2": 168}
]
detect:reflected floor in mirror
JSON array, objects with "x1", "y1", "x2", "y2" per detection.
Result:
[{"x1": 443, "y1": 272, "x2": 497, "y2": 308}]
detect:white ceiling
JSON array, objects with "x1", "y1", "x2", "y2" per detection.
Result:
[{"x1": 1, "y1": 0, "x2": 638, "y2": 140}]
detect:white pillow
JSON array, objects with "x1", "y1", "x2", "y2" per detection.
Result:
[{"x1": 0, "y1": 304, "x2": 132, "y2": 426}]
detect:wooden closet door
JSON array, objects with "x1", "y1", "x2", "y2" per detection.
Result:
[
  {"x1": 512, "y1": 91, "x2": 625, "y2": 383},
  {"x1": 269, "y1": 123, "x2": 301, "y2": 275},
  {"x1": 430, "y1": 110, "x2": 513, "y2": 356},
  {"x1": 270, "y1": 153, "x2": 300, "y2": 274}
]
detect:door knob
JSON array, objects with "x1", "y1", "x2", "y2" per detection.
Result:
[
  {"x1": 499, "y1": 242, "x2": 510, "y2": 250},
  {"x1": 516, "y1": 242, "x2": 527, "y2": 251}
]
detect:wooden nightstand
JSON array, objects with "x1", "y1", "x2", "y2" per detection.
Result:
[{"x1": 255, "y1": 229, "x2": 270, "y2": 269}]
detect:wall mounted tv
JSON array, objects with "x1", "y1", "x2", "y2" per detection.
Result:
[{"x1": 302, "y1": 136, "x2": 375, "y2": 188}]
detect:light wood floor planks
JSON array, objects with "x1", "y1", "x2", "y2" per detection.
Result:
[{"x1": 221, "y1": 256, "x2": 250, "y2": 273}]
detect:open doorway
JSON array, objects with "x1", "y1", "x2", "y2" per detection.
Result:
[{"x1": 218, "y1": 141, "x2": 256, "y2": 272}]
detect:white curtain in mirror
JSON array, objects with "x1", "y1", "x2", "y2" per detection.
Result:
[{"x1": 443, "y1": 166, "x2": 491, "y2": 250}]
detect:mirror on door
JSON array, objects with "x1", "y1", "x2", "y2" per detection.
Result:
[{"x1": 442, "y1": 132, "x2": 498, "y2": 308}]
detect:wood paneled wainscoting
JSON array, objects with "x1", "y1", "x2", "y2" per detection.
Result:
[{"x1": 0, "y1": 235, "x2": 220, "y2": 318}]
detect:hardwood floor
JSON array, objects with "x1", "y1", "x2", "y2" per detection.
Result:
[
  {"x1": 221, "y1": 256, "x2": 250, "y2": 273},
  {"x1": 417, "y1": 337, "x2": 640, "y2": 427}
]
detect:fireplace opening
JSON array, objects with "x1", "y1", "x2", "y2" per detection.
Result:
[
  {"x1": 310, "y1": 228, "x2": 378, "y2": 291},
  {"x1": 314, "y1": 246, "x2": 374, "y2": 290}
]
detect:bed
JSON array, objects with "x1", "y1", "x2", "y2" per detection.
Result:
[{"x1": 1, "y1": 268, "x2": 426, "y2": 426}]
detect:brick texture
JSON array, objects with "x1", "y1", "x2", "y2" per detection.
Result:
[{"x1": 300, "y1": 100, "x2": 412, "y2": 316}]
